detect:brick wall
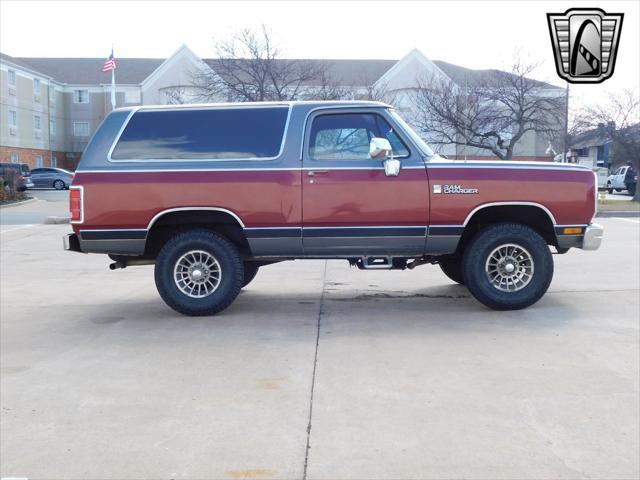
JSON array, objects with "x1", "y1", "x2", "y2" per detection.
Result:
[{"x1": 0, "y1": 146, "x2": 81, "y2": 170}]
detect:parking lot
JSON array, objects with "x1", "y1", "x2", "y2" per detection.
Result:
[{"x1": 1, "y1": 197, "x2": 639, "y2": 479}]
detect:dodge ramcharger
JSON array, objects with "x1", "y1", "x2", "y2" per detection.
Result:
[{"x1": 64, "y1": 101, "x2": 603, "y2": 315}]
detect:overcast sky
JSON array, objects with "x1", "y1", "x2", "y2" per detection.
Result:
[{"x1": 1, "y1": 0, "x2": 638, "y2": 108}]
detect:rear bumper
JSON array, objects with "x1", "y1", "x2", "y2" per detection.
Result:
[
  {"x1": 581, "y1": 223, "x2": 604, "y2": 251},
  {"x1": 63, "y1": 233, "x2": 82, "y2": 253}
]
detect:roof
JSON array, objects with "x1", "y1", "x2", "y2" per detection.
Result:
[
  {"x1": 0, "y1": 52, "x2": 49, "y2": 75},
  {"x1": 12, "y1": 57, "x2": 164, "y2": 84},
  {"x1": 125, "y1": 100, "x2": 391, "y2": 112},
  {"x1": 570, "y1": 128, "x2": 611, "y2": 149},
  {"x1": 571, "y1": 123, "x2": 640, "y2": 149},
  {"x1": 2, "y1": 52, "x2": 559, "y2": 90},
  {"x1": 204, "y1": 58, "x2": 397, "y2": 87},
  {"x1": 433, "y1": 60, "x2": 561, "y2": 90}
]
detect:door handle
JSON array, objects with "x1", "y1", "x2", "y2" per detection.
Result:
[{"x1": 307, "y1": 170, "x2": 329, "y2": 177}]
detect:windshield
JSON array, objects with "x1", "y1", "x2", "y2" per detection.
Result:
[{"x1": 389, "y1": 110, "x2": 434, "y2": 157}]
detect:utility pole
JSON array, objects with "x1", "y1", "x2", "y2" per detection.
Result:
[{"x1": 562, "y1": 83, "x2": 570, "y2": 163}]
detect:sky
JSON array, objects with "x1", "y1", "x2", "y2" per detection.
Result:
[{"x1": 1, "y1": 0, "x2": 638, "y2": 109}]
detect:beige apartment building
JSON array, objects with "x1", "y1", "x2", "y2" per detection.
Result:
[{"x1": 1, "y1": 46, "x2": 565, "y2": 170}]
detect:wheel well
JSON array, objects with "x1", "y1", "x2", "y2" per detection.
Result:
[
  {"x1": 459, "y1": 205, "x2": 556, "y2": 250},
  {"x1": 144, "y1": 210, "x2": 249, "y2": 258}
]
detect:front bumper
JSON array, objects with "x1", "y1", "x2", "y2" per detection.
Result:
[
  {"x1": 582, "y1": 223, "x2": 604, "y2": 251},
  {"x1": 555, "y1": 223, "x2": 604, "y2": 251},
  {"x1": 63, "y1": 233, "x2": 82, "y2": 252}
]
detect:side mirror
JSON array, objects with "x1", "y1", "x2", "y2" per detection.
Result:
[
  {"x1": 369, "y1": 137, "x2": 392, "y2": 159},
  {"x1": 369, "y1": 137, "x2": 401, "y2": 177}
]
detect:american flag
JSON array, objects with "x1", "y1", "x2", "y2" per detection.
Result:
[{"x1": 102, "y1": 50, "x2": 117, "y2": 72}]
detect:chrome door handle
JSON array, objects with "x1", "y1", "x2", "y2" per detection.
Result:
[{"x1": 307, "y1": 170, "x2": 329, "y2": 176}]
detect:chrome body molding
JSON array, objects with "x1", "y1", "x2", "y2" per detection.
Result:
[
  {"x1": 146, "y1": 207, "x2": 246, "y2": 229},
  {"x1": 74, "y1": 165, "x2": 428, "y2": 174},
  {"x1": 463, "y1": 202, "x2": 558, "y2": 226}
]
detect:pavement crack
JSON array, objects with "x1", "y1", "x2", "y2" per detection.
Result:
[{"x1": 302, "y1": 260, "x2": 327, "y2": 480}]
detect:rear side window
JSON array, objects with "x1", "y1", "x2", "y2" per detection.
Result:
[{"x1": 111, "y1": 107, "x2": 289, "y2": 161}]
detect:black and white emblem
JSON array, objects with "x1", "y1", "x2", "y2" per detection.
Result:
[{"x1": 547, "y1": 8, "x2": 623, "y2": 84}]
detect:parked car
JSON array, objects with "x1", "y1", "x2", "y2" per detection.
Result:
[
  {"x1": 0, "y1": 163, "x2": 35, "y2": 191},
  {"x1": 64, "y1": 101, "x2": 603, "y2": 315},
  {"x1": 30, "y1": 167, "x2": 74, "y2": 190},
  {"x1": 607, "y1": 165, "x2": 637, "y2": 195}
]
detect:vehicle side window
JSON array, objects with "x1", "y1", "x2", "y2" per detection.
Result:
[
  {"x1": 111, "y1": 107, "x2": 289, "y2": 161},
  {"x1": 309, "y1": 113, "x2": 409, "y2": 161}
]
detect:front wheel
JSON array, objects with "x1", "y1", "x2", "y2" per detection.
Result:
[
  {"x1": 462, "y1": 223, "x2": 553, "y2": 310},
  {"x1": 154, "y1": 230, "x2": 243, "y2": 316},
  {"x1": 607, "y1": 182, "x2": 613, "y2": 194}
]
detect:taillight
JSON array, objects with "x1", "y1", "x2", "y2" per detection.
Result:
[
  {"x1": 70, "y1": 188, "x2": 82, "y2": 222},
  {"x1": 18, "y1": 175, "x2": 24, "y2": 181}
]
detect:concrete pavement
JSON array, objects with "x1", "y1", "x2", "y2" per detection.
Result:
[
  {"x1": 0, "y1": 189, "x2": 69, "y2": 225},
  {"x1": 1, "y1": 218, "x2": 639, "y2": 479}
]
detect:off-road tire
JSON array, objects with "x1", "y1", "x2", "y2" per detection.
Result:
[
  {"x1": 154, "y1": 230, "x2": 243, "y2": 316},
  {"x1": 242, "y1": 262, "x2": 260, "y2": 288},
  {"x1": 439, "y1": 256, "x2": 465, "y2": 285},
  {"x1": 462, "y1": 223, "x2": 553, "y2": 310}
]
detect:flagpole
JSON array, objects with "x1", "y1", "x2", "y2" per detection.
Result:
[
  {"x1": 111, "y1": 68, "x2": 116, "y2": 109},
  {"x1": 110, "y1": 45, "x2": 116, "y2": 109}
]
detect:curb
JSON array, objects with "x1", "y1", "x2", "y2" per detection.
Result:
[
  {"x1": 0, "y1": 197, "x2": 37, "y2": 209},
  {"x1": 596, "y1": 211, "x2": 640, "y2": 218},
  {"x1": 44, "y1": 216, "x2": 70, "y2": 224}
]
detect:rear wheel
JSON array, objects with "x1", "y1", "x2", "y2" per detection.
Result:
[
  {"x1": 242, "y1": 262, "x2": 260, "y2": 288},
  {"x1": 462, "y1": 223, "x2": 553, "y2": 310},
  {"x1": 154, "y1": 230, "x2": 243, "y2": 316},
  {"x1": 53, "y1": 179, "x2": 65, "y2": 190},
  {"x1": 439, "y1": 257, "x2": 464, "y2": 285}
]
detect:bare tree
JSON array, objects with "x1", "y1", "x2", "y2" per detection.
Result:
[
  {"x1": 194, "y1": 25, "x2": 327, "y2": 102},
  {"x1": 412, "y1": 58, "x2": 565, "y2": 160},
  {"x1": 575, "y1": 89, "x2": 640, "y2": 201},
  {"x1": 162, "y1": 86, "x2": 190, "y2": 105},
  {"x1": 308, "y1": 66, "x2": 349, "y2": 101}
]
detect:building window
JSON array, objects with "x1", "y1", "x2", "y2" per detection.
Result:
[
  {"x1": 10, "y1": 153, "x2": 19, "y2": 163},
  {"x1": 8, "y1": 69, "x2": 16, "y2": 86},
  {"x1": 35, "y1": 155, "x2": 44, "y2": 168},
  {"x1": 597, "y1": 144, "x2": 609, "y2": 161},
  {"x1": 34, "y1": 115, "x2": 41, "y2": 130},
  {"x1": 50, "y1": 117, "x2": 56, "y2": 135},
  {"x1": 51, "y1": 156, "x2": 57, "y2": 168},
  {"x1": 33, "y1": 78, "x2": 41, "y2": 94},
  {"x1": 575, "y1": 147, "x2": 589, "y2": 157},
  {"x1": 74, "y1": 89, "x2": 89, "y2": 103},
  {"x1": 8, "y1": 110, "x2": 17, "y2": 127},
  {"x1": 73, "y1": 121, "x2": 90, "y2": 137}
]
